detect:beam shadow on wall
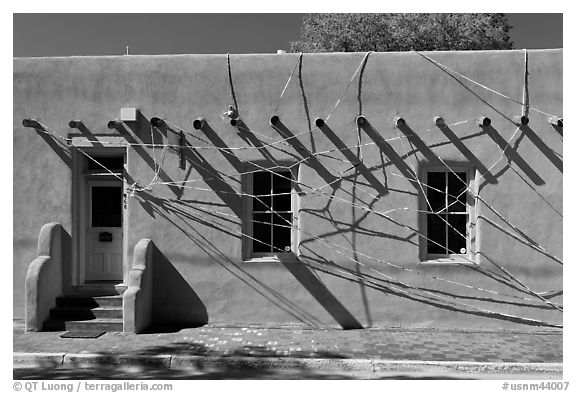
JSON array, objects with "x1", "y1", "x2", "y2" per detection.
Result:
[
  {"x1": 198, "y1": 122, "x2": 245, "y2": 174},
  {"x1": 317, "y1": 122, "x2": 389, "y2": 196},
  {"x1": 356, "y1": 121, "x2": 420, "y2": 191},
  {"x1": 33, "y1": 127, "x2": 72, "y2": 168},
  {"x1": 434, "y1": 123, "x2": 497, "y2": 184},
  {"x1": 550, "y1": 124, "x2": 562, "y2": 138},
  {"x1": 124, "y1": 113, "x2": 165, "y2": 146},
  {"x1": 355, "y1": 128, "x2": 489, "y2": 184},
  {"x1": 277, "y1": 254, "x2": 363, "y2": 329},
  {"x1": 73, "y1": 122, "x2": 106, "y2": 147},
  {"x1": 484, "y1": 125, "x2": 544, "y2": 186},
  {"x1": 235, "y1": 120, "x2": 292, "y2": 164},
  {"x1": 393, "y1": 122, "x2": 443, "y2": 166},
  {"x1": 115, "y1": 123, "x2": 184, "y2": 198},
  {"x1": 124, "y1": 116, "x2": 245, "y2": 218},
  {"x1": 519, "y1": 125, "x2": 563, "y2": 173},
  {"x1": 271, "y1": 119, "x2": 342, "y2": 190},
  {"x1": 180, "y1": 142, "x2": 244, "y2": 218}
]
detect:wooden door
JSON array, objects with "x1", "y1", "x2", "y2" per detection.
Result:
[{"x1": 84, "y1": 180, "x2": 123, "y2": 281}]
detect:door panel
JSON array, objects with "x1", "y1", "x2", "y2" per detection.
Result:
[{"x1": 85, "y1": 181, "x2": 123, "y2": 281}]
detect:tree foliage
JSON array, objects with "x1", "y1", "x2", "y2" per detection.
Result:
[{"x1": 291, "y1": 14, "x2": 514, "y2": 53}]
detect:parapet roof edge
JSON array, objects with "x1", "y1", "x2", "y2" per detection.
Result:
[{"x1": 13, "y1": 48, "x2": 562, "y2": 60}]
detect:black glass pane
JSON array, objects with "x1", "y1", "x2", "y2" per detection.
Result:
[
  {"x1": 253, "y1": 172, "x2": 271, "y2": 196},
  {"x1": 427, "y1": 213, "x2": 446, "y2": 254},
  {"x1": 87, "y1": 156, "x2": 124, "y2": 171},
  {"x1": 447, "y1": 172, "x2": 467, "y2": 212},
  {"x1": 273, "y1": 171, "x2": 292, "y2": 192},
  {"x1": 252, "y1": 213, "x2": 272, "y2": 252},
  {"x1": 272, "y1": 213, "x2": 292, "y2": 252},
  {"x1": 447, "y1": 214, "x2": 467, "y2": 254},
  {"x1": 92, "y1": 187, "x2": 122, "y2": 227},
  {"x1": 253, "y1": 195, "x2": 271, "y2": 212},
  {"x1": 426, "y1": 172, "x2": 446, "y2": 213},
  {"x1": 272, "y1": 171, "x2": 292, "y2": 211},
  {"x1": 273, "y1": 193, "x2": 291, "y2": 211}
]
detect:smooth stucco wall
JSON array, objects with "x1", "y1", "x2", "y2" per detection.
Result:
[{"x1": 13, "y1": 50, "x2": 562, "y2": 329}]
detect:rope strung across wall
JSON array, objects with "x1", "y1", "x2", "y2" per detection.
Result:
[
  {"x1": 150, "y1": 116, "x2": 186, "y2": 171},
  {"x1": 414, "y1": 51, "x2": 561, "y2": 121}
]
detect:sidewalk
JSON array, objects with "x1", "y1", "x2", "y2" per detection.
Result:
[{"x1": 13, "y1": 321, "x2": 563, "y2": 378}]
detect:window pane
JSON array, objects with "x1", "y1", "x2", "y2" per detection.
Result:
[
  {"x1": 272, "y1": 213, "x2": 292, "y2": 252},
  {"x1": 447, "y1": 214, "x2": 467, "y2": 254},
  {"x1": 252, "y1": 213, "x2": 272, "y2": 252},
  {"x1": 253, "y1": 195, "x2": 271, "y2": 212},
  {"x1": 273, "y1": 171, "x2": 292, "y2": 211},
  {"x1": 427, "y1": 213, "x2": 446, "y2": 254},
  {"x1": 273, "y1": 171, "x2": 292, "y2": 192},
  {"x1": 253, "y1": 172, "x2": 272, "y2": 211},
  {"x1": 253, "y1": 172, "x2": 271, "y2": 196},
  {"x1": 273, "y1": 194, "x2": 291, "y2": 211},
  {"x1": 92, "y1": 187, "x2": 122, "y2": 227},
  {"x1": 447, "y1": 172, "x2": 467, "y2": 213},
  {"x1": 426, "y1": 172, "x2": 446, "y2": 213}
]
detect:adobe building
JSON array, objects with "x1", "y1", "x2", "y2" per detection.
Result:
[{"x1": 13, "y1": 49, "x2": 562, "y2": 333}]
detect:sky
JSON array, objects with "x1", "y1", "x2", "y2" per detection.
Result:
[{"x1": 13, "y1": 13, "x2": 562, "y2": 57}]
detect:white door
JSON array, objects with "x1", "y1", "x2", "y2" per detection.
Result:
[{"x1": 85, "y1": 180, "x2": 123, "y2": 281}]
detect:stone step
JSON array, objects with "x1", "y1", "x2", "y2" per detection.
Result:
[
  {"x1": 44, "y1": 318, "x2": 123, "y2": 332},
  {"x1": 49, "y1": 306, "x2": 123, "y2": 320},
  {"x1": 56, "y1": 295, "x2": 123, "y2": 308}
]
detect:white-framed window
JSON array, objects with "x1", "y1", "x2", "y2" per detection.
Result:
[
  {"x1": 242, "y1": 166, "x2": 299, "y2": 262},
  {"x1": 420, "y1": 165, "x2": 476, "y2": 263}
]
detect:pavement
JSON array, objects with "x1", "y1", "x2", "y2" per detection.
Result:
[{"x1": 13, "y1": 321, "x2": 563, "y2": 379}]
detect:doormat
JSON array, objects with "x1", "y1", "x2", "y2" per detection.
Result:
[{"x1": 60, "y1": 331, "x2": 105, "y2": 339}]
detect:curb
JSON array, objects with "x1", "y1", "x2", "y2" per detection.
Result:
[{"x1": 14, "y1": 352, "x2": 563, "y2": 375}]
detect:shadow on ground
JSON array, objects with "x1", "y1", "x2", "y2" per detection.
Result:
[
  {"x1": 15, "y1": 341, "x2": 381, "y2": 380},
  {"x1": 13, "y1": 340, "x2": 476, "y2": 379},
  {"x1": 14, "y1": 365, "x2": 474, "y2": 380}
]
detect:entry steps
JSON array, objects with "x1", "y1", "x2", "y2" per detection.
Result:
[{"x1": 43, "y1": 295, "x2": 123, "y2": 332}]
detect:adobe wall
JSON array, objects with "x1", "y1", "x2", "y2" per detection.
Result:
[{"x1": 13, "y1": 49, "x2": 562, "y2": 329}]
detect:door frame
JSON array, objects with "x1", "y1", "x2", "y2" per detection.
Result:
[{"x1": 71, "y1": 145, "x2": 127, "y2": 287}]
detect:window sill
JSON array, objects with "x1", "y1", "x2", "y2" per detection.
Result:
[
  {"x1": 83, "y1": 171, "x2": 123, "y2": 176},
  {"x1": 419, "y1": 255, "x2": 476, "y2": 265},
  {"x1": 243, "y1": 253, "x2": 299, "y2": 263}
]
